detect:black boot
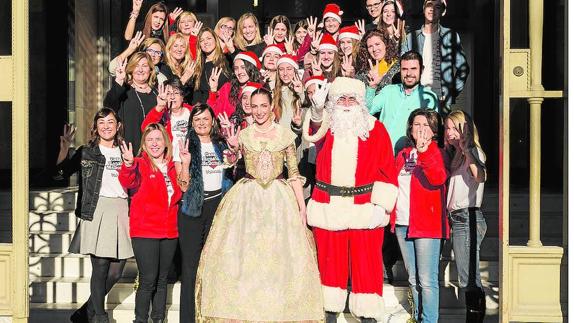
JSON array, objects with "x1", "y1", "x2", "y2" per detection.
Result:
[
  {"x1": 151, "y1": 319, "x2": 164, "y2": 323},
  {"x1": 91, "y1": 313, "x2": 109, "y2": 323},
  {"x1": 70, "y1": 301, "x2": 95, "y2": 323},
  {"x1": 465, "y1": 289, "x2": 486, "y2": 323},
  {"x1": 325, "y1": 311, "x2": 338, "y2": 323},
  {"x1": 360, "y1": 317, "x2": 377, "y2": 323}
]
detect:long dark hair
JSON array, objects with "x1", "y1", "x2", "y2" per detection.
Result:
[
  {"x1": 355, "y1": 29, "x2": 399, "y2": 72},
  {"x1": 189, "y1": 103, "x2": 223, "y2": 142},
  {"x1": 230, "y1": 60, "x2": 262, "y2": 108},
  {"x1": 142, "y1": 2, "x2": 169, "y2": 41},
  {"x1": 88, "y1": 108, "x2": 123, "y2": 148}
]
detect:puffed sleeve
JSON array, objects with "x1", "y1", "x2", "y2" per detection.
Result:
[{"x1": 285, "y1": 143, "x2": 306, "y2": 185}]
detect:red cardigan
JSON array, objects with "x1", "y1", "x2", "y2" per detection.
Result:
[
  {"x1": 207, "y1": 82, "x2": 235, "y2": 117},
  {"x1": 119, "y1": 154, "x2": 181, "y2": 239},
  {"x1": 141, "y1": 103, "x2": 193, "y2": 141},
  {"x1": 393, "y1": 141, "x2": 450, "y2": 239}
]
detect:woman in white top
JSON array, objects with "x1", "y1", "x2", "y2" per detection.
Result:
[{"x1": 444, "y1": 110, "x2": 487, "y2": 322}]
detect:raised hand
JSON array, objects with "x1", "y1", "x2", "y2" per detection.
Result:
[
  {"x1": 225, "y1": 124, "x2": 239, "y2": 151},
  {"x1": 128, "y1": 31, "x2": 145, "y2": 52},
  {"x1": 341, "y1": 55, "x2": 355, "y2": 77},
  {"x1": 178, "y1": 139, "x2": 191, "y2": 166},
  {"x1": 355, "y1": 19, "x2": 366, "y2": 37},
  {"x1": 263, "y1": 26, "x2": 274, "y2": 45},
  {"x1": 217, "y1": 112, "x2": 232, "y2": 132},
  {"x1": 115, "y1": 59, "x2": 128, "y2": 85},
  {"x1": 291, "y1": 70, "x2": 304, "y2": 94},
  {"x1": 306, "y1": 16, "x2": 318, "y2": 38},
  {"x1": 310, "y1": 31, "x2": 323, "y2": 53},
  {"x1": 311, "y1": 56, "x2": 322, "y2": 76},
  {"x1": 261, "y1": 69, "x2": 271, "y2": 83},
  {"x1": 367, "y1": 59, "x2": 382, "y2": 88},
  {"x1": 60, "y1": 124, "x2": 77, "y2": 152},
  {"x1": 191, "y1": 20, "x2": 203, "y2": 36},
  {"x1": 392, "y1": 18, "x2": 405, "y2": 40},
  {"x1": 415, "y1": 128, "x2": 431, "y2": 153},
  {"x1": 222, "y1": 31, "x2": 235, "y2": 53},
  {"x1": 285, "y1": 35, "x2": 295, "y2": 55},
  {"x1": 131, "y1": 0, "x2": 143, "y2": 15},
  {"x1": 310, "y1": 79, "x2": 330, "y2": 109},
  {"x1": 292, "y1": 106, "x2": 303, "y2": 127},
  {"x1": 156, "y1": 82, "x2": 168, "y2": 109},
  {"x1": 169, "y1": 7, "x2": 184, "y2": 22},
  {"x1": 120, "y1": 141, "x2": 134, "y2": 166},
  {"x1": 181, "y1": 60, "x2": 196, "y2": 84},
  {"x1": 209, "y1": 66, "x2": 222, "y2": 92},
  {"x1": 458, "y1": 122, "x2": 473, "y2": 151}
]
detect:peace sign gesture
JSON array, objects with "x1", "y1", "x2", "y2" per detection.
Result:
[
  {"x1": 221, "y1": 30, "x2": 235, "y2": 53},
  {"x1": 285, "y1": 35, "x2": 295, "y2": 55},
  {"x1": 209, "y1": 67, "x2": 223, "y2": 92},
  {"x1": 367, "y1": 59, "x2": 382, "y2": 88},
  {"x1": 156, "y1": 82, "x2": 168, "y2": 109},
  {"x1": 178, "y1": 138, "x2": 191, "y2": 166},
  {"x1": 354, "y1": 19, "x2": 366, "y2": 38},
  {"x1": 341, "y1": 55, "x2": 355, "y2": 77},
  {"x1": 311, "y1": 56, "x2": 323, "y2": 76},
  {"x1": 115, "y1": 59, "x2": 128, "y2": 85},
  {"x1": 291, "y1": 106, "x2": 303, "y2": 127},
  {"x1": 391, "y1": 18, "x2": 405, "y2": 40},
  {"x1": 131, "y1": 0, "x2": 143, "y2": 15},
  {"x1": 291, "y1": 70, "x2": 304, "y2": 94},
  {"x1": 120, "y1": 141, "x2": 135, "y2": 167},
  {"x1": 264, "y1": 26, "x2": 274, "y2": 45},
  {"x1": 169, "y1": 7, "x2": 184, "y2": 23},
  {"x1": 306, "y1": 16, "x2": 318, "y2": 37}
]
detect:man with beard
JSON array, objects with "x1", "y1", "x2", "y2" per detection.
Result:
[
  {"x1": 366, "y1": 50, "x2": 438, "y2": 155},
  {"x1": 302, "y1": 77, "x2": 398, "y2": 322}
]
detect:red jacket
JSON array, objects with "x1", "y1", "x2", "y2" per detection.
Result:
[
  {"x1": 119, "y1": 154, "x2": 182, "y2": 239},
  {"x1": 393, "y1": 141, "x2": 450, "y2": 239},
  {"x1": 207, "y1": 82, "x2": 235, "y2": 117},
  {"x1": 141, "y1": 103, "x2": 193, "y2": 141}
]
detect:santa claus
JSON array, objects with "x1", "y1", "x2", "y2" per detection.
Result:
[{"x1": 303, "y1": 77, "x2": 398, "y2": 322}]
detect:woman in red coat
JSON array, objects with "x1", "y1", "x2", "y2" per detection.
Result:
[
  {"x1": 392, "y1": 108, "x2": 449, "y2": 323},
  {"x1": 119, "y1": 123, "x2": 191, "y2": 323}
]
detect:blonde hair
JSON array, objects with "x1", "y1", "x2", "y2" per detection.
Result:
[
  {"x1": 140, "y1": 123, "x2": 173, "y2": 170},
  {"x1": 177, "y1": 11, "x2": 198, "y2": 34},
  {"x1": 126, "y1": 52, "x2": 157, "y2": 87},
  {"x1": 215, "y1": 17, "x2": 236, "y2": 37},
  {"x1": 141, "y1": 38, "x2": 166, "y2": 62},
  {"x1": 445, "y1": 110, "x2": 486, "y2": 169},
  {"x1": 165, "y1": 33, "x2": 193, "y2": 78},
  {"x1": 192, "y1": 28, "x2": 230, "y2": 91},
  {"x1": 234, "y1": 13, "x2": 263, "y2": 50}
]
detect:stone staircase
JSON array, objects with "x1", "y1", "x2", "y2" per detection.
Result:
[{"x1": 21, "y1": 186, "x2": 560, "y2": 322}]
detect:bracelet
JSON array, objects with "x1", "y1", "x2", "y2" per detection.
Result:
[{"x1": 129, "y1": 12, "x2": 138, "y2": 19}]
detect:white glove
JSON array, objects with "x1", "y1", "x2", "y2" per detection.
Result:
[
  {"x1": 310, "y1": 80, "x2": 330, "y2": 121},
  {"x1": 370, "y1": 204, "x2": 390, "y2": 228}
]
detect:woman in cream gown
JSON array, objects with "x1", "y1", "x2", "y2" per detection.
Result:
[{"x1": 196, "y1": 88, "x2": 324, "y2": 322}]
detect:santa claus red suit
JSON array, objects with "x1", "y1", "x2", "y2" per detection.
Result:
[{"x1": 303, "y1": 77, "x2": 398, "y2": 321}]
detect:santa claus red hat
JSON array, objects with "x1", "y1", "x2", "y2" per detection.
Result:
[
  {"x1": 276, "y1": 54, "x2": 299, "y2": 70},
  {"x1": 241, "y1": 82, "x2": 263, "y2": 96},
  {"x1": 304, "y1": 75, "x2": 326, "y2": 90},
  {"x1": 322, "y1": 3, "x2": 344, "y2": 23},
  {"x1": 423, "y1": 0, "x2": 447, "y2": 16},
  {"x1": 338, "y1": 25, "x2": 362, "y2": 41},
  {"x1": 383, "y1": 0, "x2": 405, "y2": 18},
  {"x1": 318, "y1": 34, "x2": 338, "y2": 52},
  {"x1": 260, "y1": 44, "x2": 284, "y2": 60},
  {"x1": 234, "y1": 51, "x2": 262, "y2": 70}
]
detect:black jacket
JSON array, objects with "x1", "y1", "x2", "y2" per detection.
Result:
[{"x1": 54, "y1": 145, "x2": 106, "y2": 221}]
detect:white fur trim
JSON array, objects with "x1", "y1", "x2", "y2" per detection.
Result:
[
  {"x1": 302, "y1": 111, "x2": 330, "y2": 143},
  {"x1": 242, "y1": 86, "x2": 258, "y2": 95},
  {"x1": 308, "y1": 199, "x2": 389, "y2": 230},
  {"x1": 305, "y1": 79, "x2": 323, "y2": 90},
  {"x1": 371, "y1": 181, "x2": 398, "y2": 213},
  {"x1": 323, "y1": 12, "x2": 342, "y2": 23},
  {"x1": 349, "y1": 292, "x2": 385, "y2": 320},
  {"x1": 331, "y1": 135, "x2": 357, "y2": 186},
  {"x1": 322, "y1": 285, "x2": 348, "y2": 313},
  {"x1": 234, "y1": 53, "x2": 258, "y2": 68},
  {"x1": 277, "y1": 57, "x2": 299, "y2": 69},
  {"x1": 339, "y1": 32, "x2": 362, "y2": 41},
  {"x1": 319, "y1": 43, "x2": 339, "y2": 52}
]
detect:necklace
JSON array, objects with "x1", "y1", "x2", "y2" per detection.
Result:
[
  {"x1": 254, "y1": 122, "x2": 276, "y2": 134},
  {"x1": 134, "y1": 88, "x2": 158, "y2": 119}
]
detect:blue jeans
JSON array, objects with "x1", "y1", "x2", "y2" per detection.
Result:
[
  {"x1": 395, "y1": 226, "x2": 441, "y2": 323},
  {"x1": 449, "y1": 208, "x2": 487, "y2": 290}
]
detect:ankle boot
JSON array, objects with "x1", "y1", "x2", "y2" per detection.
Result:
[
  {"x1": 465, "y1": 289, "x2": 486, "y2": 323},
  {"x1": 70, "y1": 303, "x2": 89, "y2": 323},
  {"x1": 91, "y1": 313, "x2": 109, "y2": 323},
  {"x1": 151, "y1": 320, "x2": 164, "y2": 323},
  {"x1": 325, "y1": 311, "x2": 338, "y2": 323}
]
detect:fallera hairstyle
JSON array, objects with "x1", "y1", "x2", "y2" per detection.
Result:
[
  {"x1": 234, "y1": 13, "x2": 263, "y2": 50},
  {"x1": 269, "y1": 15, "x2": 292, "y2": 42},
  {"x1": 400, "y1": 50, "x2": 424, "y2": 70},
  {"x1": 126, "y1": 52, "x2": 157, "y2": 87},
  {"x1": 192, "y1": 27, "x2": 230, "y2": 91},
  {"x1": 445, "y1": 110, "x2": 485, "y2": 154},
  {"x1": 176, "y1": 11, "x2": 198, "y2": 33},
  {"x1": 355, "y1": 29, "x2": 398, "y2": 72},
  {"x1": 140, "y1": 123, "x2": 173, "y2": 169},
  {"x1": 250, "y1": 88, "x2": 274, "y2": 120},
  {"x1": 189, "y1": 103, "x2": 223, "y2": 142},
  {"x1": 142, "y1": 2, "x2": 169, "y2": 41},
  {"x1": 141, "y1": 37, "x2": 166, "y2": 62},
  {"x1": 215, "y1": 17, "x2": 236, "y2": 37},
  {"x1": 406, "y1": 108, "x2": 441, "y2": 146},
  {"x1": 230, "y1": 58, "x2": 262, "y2": 108},
  {"x1": 165, "y1": 32, "x2": 194, "y2": 78},
  {"x1": 88, "y1": 108, "x2": 123, "y2": 148}
]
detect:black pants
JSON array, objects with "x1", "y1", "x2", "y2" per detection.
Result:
[
  {"x1": 132, "y1": 237, "x2": 178, "y2": 322},
  {"x1": 178, "y1": 194, "x2": 221, "y2": 323}
]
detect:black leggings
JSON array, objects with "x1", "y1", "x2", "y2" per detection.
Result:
[
  {"x1": 178, "y1": 194, "x2": 221, "y2": 323},
  {"x1": 132, "y1": 237, "x2": 178, "y2": 322},
  {"x1": 90, "y1": 256, "x2": 127, "y2": 315}
]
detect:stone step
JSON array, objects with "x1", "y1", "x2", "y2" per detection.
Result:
[
  {"x1": 29, "y1": 253, "x2": 138, "y2": 280},
  {"x1": 29, "y1": 210, "x2": 78, "y2": 232},
  {"x1": 29, "y1": 277, "x2": 499, "y2": 311},
  {"x1": 28, "y1": 302, "x2": 500, "y2": 323},
  {"x1": 29, "y1": 231, "x2": 75, "y2": 254}
]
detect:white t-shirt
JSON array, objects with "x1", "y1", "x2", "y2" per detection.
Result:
[
  {"x1": 420, "y1": 31, "x2": 434, "y2": 87},
  {"x1": 447, "y1": 149, "x2": 486, "y2": 212},
  {"x1": 395, "y1": 149, "x2": 417, "y2": 225},
  {"x1": 170, "y1": 109, "x2": 191, "y2": 162},
  {"x1": 159, "y1": 163, "x2": 174, "y2": 205},
  {"x1": 98, "y1": 145, "x2": 128, "y2": 198},
  {"x1": 201, "y1": 142, "x2": 223, "y2": 192}
]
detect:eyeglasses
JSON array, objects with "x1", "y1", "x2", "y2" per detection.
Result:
[
  {"x1": 365, "y1": 1, "x2": 382, "y2": 10},
  {"x1": 220, "y1": 25, "x2": 234, "y2": 31},
  {"x1": 146, "y1": 48, "x2": 163, "y2": 56},
  {"x1": 336, "y1": 96, "x2": 358, "y2": 105},
  {"x1": 167, "y1": 91, "x2": 182, "y2": 97}
]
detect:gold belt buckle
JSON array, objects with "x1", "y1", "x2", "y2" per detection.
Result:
[{"x1": 341, "y1": 186, "x2": 352, "y2": 197}]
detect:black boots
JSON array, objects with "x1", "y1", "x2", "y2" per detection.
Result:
[
  {"x1": 152, "y1": 320, "x2": 164, "y2": 323},
  {"x1": 465, "y1": 289, "x2": 486, "y2": 323},
  {"x1": 70, "y1": 301, "x2": 95, "y2": 323},
  {"x1": 91, "y1": 313, "x2": 109, "y2": 323},
  {"x1": 325, "y1": 311, "x2": 338, "y2": 323}
]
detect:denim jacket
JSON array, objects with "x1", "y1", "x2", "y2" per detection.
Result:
[
  {"x1": 402, "y1": 24, "x2": 470, "y2": 107},
  {"x1": 53, "y1": 145, "x2": 106, "y2": 221}
]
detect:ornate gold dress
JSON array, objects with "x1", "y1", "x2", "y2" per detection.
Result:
[{"x1": 195, "y1": 124, "x2": 324, "y2": 322}]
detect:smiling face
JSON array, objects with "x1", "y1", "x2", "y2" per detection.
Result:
[
  {"x1": 400, "y1": 59, "x2": 422, "y2": 89},
  {"x1": 241, "y1": 93, "x2": 252, "y2": 114},
  {"x1": 278, "y1": 62, "x2": 295, "y2": 84},
  {"x1": 242, "y1": 17, "x2": 257, "y2": 42},
  {"x1": 178, "y1": 16, "x2": 195, "y2": 35},
  {"x1": 144, "y1": 129, "x2": 166, "y2": 159},
  {"x1": 445, "y1": 118, "x2": 462, "y2": 146},
  {"x1": 96, "y1": 114, "x2": 119, "y2": 142},
  {"x1": 233, "y1": 59, "x2": 250, "y2": 84},
  {"x1": 191, "y1": 109, "x2": 213, "y2": 138},
  {"x1": 263, "y1": 52, "x2": 281, "y2": 71},
  {"x1": 251, "y1": 93, "x2": 273, "y2": 126},
  {"x1": 411, "y1": 115, "x2": 433, "y2": 140},
  {"x1": 319, "y1": 49, "x2": 335, "y2": 68},
  {"x1": 273, "y1": 22, "x2": 288, "y2": 43},
  {"x1": 295, "y1": 26, "x2": 307, "y2": 45},
  {"x1": 145, "y1": 43, "x2": 163, "y2": 65},
  {"x1": 151, "y1": 11, "x2": 166, "y2": 31},
  {"x1": 132, "y1": 57, "x2": 151, "y2": 84},
  {"x1": 382, "y1": 3, "x2": 397, "y2": 25},
  {"x1": 324, "y1": 17, "x2": 340, "y2": 34},
  {"x1": 339, "y1": 38, "x2": 354, "y2": 56},
  {"x1": 367, "y1": 35, "x2": 386, "y2": 61},
  {"x1": 169, "y1": 38, "x2": 187, "y2": 61},
  {"x1": 366, "y1": 0, "x2": 383, "y2": 19},
  {"x1": 199, "y1": 31, "x2": 216, "y2": 54}
]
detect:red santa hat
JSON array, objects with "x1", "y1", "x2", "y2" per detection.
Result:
[
  {"x1": 241, "y1": 82, "x2": 263, "y2": 96},
  {"x1": 322, "y1": 3, "x2": 344, "y2": 23},
  {"x1": 234, "y1": 51, "x2": 262, "y2": 70},
  {"x1": 338, "y1": 25, "x2": 362, "y2": 41},
  {"x1": 304, "y1": 75, "x2": 326, "y2": 90},
  {"x1": 276, "y1": 54, "x2": 299, "y2": 69},
  {"x1": 260, "y1": 44, "x2": 284, "y2": 60},
  {"x1": 423, "y1": 0, "x2": 447, "y2": 16},
  {"x1": 318, "y1": 34, "x2": 338, "y2": 52},
  {"x1": 383, "y1": 0, "x2": 405, "y2": 18}
]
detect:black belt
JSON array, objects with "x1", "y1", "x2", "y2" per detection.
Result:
[
  {"x1": 449, "y1": 207, "x2": 480, "y2": 223},
  {"x1": 315, "y1": 181, "x2": 373, "y2": 197}
]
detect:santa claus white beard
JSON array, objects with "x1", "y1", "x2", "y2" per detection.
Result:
[{"x1": 327, "y1": 103, "x2": 371, "y2": 140}]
